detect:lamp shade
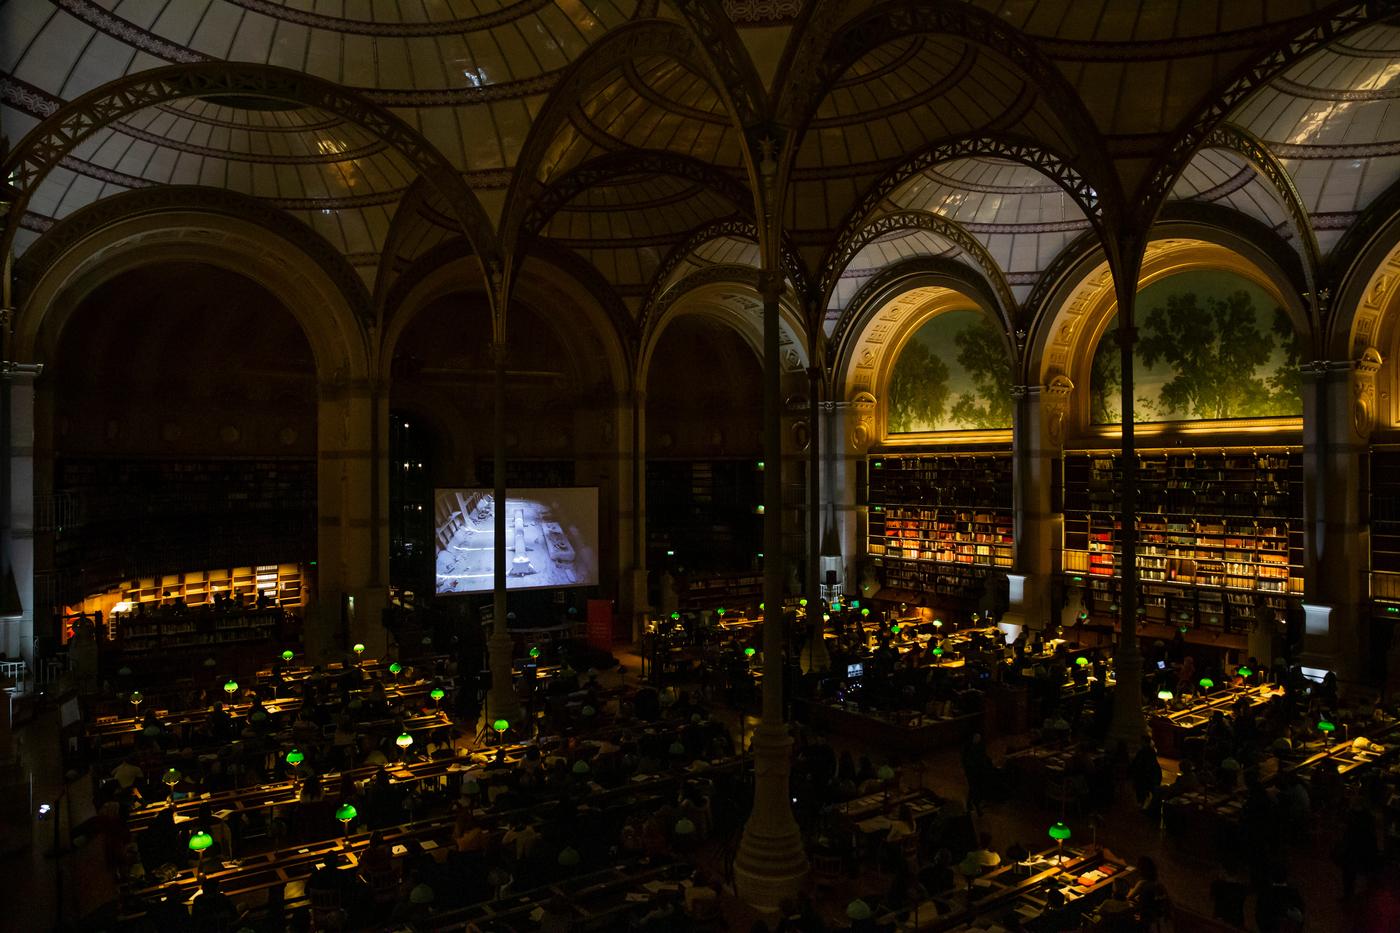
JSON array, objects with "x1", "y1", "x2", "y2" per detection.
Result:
[
  {"x1": 223, "y1": 679, "x2": 238, "y2": 695},
  {"x1": 162, "y1": 768, "x2": 182, "y2": 786},
  {"x1": 353, "y1": 643, "x2": 366, "y2": 655},
  {"x1": 744, "y1": 647, "x2": 756, "y2": 657},
  {"x1": 430, "y1": 687, "x2": 445, "y2": 701},
  {"x1": 571, "y1": 760, "x2": 590, "y2": 775},
  {"x1": 716, "y1": 607, "x2": 725, "y2": 616},
  {"x1": 492, "y1": 719, "x2": 509, "y2": 733},
  {"x1": 1199, "y1": 678, "x2": 1215, "y2": 690},
  {"x1": 1075, "y1": 656, "x2": 1089, "y2": 667},
  {"x1": 674, "y1": 817, "x2": 696, "y2": 836},
  {"x1": 847, "y1": 899, "x2": 873, "y2": 921},
  {"x1": 281, "y1": 650, "x2": 294, "y2": 662},
  {"x1": 862, "y1": 608, "x2": 871, "y2": 618},
  {"x1": 799, "y1": 598, "x2": 808, "y2": 607},
  {"x1": 389, "y1": 662, "x2": 402, "y2": 675},
  {"x1": 335, "y1": 803, "x2": 357, "y2": 823},
  {"x1": 889, "y1": 622, "x2": 898, "y2": 633},
  {"x1": 669, "y1": 741, "x2": 687, "y2": 756},
  {"x1": 396, "y1": 732, "x2": 413, "y2": 749},
  {"x1": 529, "y1": 646, "x2": 540, "y2": 658},
  {"x1": 932, "y1": 646, "x2": 944, "y2": 657},
  {"x1": 557, "y1": 847, "x2": 580, "y2": 866},
  {"x1": 877, "y1": 765, "x2": 895, "y2": 781},
  {"x1": 129, "y1": 691, "x2": 143, "y2": 705},
  {"x1": 582, "y1": 705, "x2": 596, "y2": 717},
  {"x1": 670, "y1": 612, "x2": 680, "y2": 620},
  {"x1": 203, "y1": 657, "x2": 218, "y2": 669},
  {"x1": 1157, "y1": 690, "x2": 1174, "y2": 701},
  {"x1": 933, "y1": 619, "x2": 943, "y2": 628},
  {"x1": 285, "y1": 748, "x2": 304, "y2": 765},
  {"x1": 188, "y1": 831, "x2": 213, "y2": 852},
  {"x1": 1237, "y1": 666, "x2": 1253, "y2": 678},
  {"x1": 1048, "y1": 822, "x2": 1072, "y2": 842},
  {"x1": 1318, "y1": 719, "x2": 1336, "y2": 734}
]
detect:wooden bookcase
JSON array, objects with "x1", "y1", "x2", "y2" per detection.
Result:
[
  {"x1": 866, "y1": 453, "x2": 1013, "y2": 603},
  {"x1": 1063, "y1": 450, "x2": 1303, "y2": 634},
  {"x1": 1371, "y1": 447, "x2": 1400, "y2": 623}
]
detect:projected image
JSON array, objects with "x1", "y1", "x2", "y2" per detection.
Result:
[{"x1": 434, "y1": 488, "x2": 598, "y2": 594}]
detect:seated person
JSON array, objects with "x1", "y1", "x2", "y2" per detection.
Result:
[
  {"x1": 190, "y1": 877, "x2": 239, "y2": 932},
  {"x1": 958, "y1": 832, "x2": 1001, "y2": 879}
]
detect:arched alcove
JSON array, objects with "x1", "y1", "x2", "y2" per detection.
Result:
[
  {"x1": 48, "y1": 261, "x2": 318, "y2": 623},
  {"x1": 645, "y1": 315, "x2": 764, "y2": 580}
]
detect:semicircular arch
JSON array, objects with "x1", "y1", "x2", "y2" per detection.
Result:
[{"x1": 18, "y1": 209, "x2": 368, "y2": 383}]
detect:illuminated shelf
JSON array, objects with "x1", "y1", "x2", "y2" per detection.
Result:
[
  {"x1": 867, "y1": 453, "x2": 1012, "y2": 603},
  {"x1": 1063, "y1": 450, "x2": 1302, "y2": 632}
]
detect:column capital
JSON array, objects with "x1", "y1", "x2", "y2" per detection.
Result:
[{"x1": 757, "y1": 270, "x2": 784, "y2": 304}]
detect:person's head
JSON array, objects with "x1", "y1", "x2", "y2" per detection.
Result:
[
  {"x1": 1138, "y1": 855, "x2": 1158, "y2": 882},
  {"x1": 1046, "y1": 888, "x2": 1065, "y2": 909},
  {"x1": 369, "y1": 830, "x2": 384, "y2": 848},
  {"x1": 201, "y1": 877, "x2": 222, "y2": 897}
]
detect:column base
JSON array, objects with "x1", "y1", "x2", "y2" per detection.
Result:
[
  {"x1": 484, "y1": 630, "x2": 524, "y2": 733},
  {"x1": 734, "y1": 721, "x2": 807, "y2": 912}
]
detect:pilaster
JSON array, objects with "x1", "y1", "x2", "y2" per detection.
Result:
[
  {"x1": 315, "y1": 378, "x2": 390, "y2": 661},
  {"x1": 1006, "y1": 376, "x2": 1071, "y2": 633},
  {"x1": 1300, "y1": 350, "x2": 1381, "y2": 682}
]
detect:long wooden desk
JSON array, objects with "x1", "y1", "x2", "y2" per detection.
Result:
[
  {"x1": 118, "y1": 755, "x2": 744, "y2": 922},
  {"x1": 884, "y1": 846, "x2": 1134, "y2": 931}
]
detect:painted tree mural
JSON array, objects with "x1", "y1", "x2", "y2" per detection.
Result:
[
  {"x1": 1089, "y1": 271, "x2": 1303, "y2": 424},
  {"x1": 887, "y1": 310, "x2": 1012, "y2": 433}
]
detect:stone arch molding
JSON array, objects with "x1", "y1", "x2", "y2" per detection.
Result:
[
  {"x1": 835, "y1": 275, "x2": 1010, "y2": 445},
  {"x1": 639, "y1": 272, "x2": 810, "y2": 388},
  {"x1": 0, "y1": 62, "x2": 501, "y2": 276},
  {"x1": 1028, "y1": 233, "x2": 1309, "y2": 435},
  {"x1": 380, "y1": 254, "x2": 631, "y2": 403},
  {"x1": 17, "y1": 209, "x2": 370, "y2": 384},
  {"x1": 1334, "y1": 214, "x2": 1400, "y2": 430}
]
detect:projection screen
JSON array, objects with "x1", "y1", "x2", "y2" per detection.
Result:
[{"x1": 433, "y1": 488, "x2": 599, "y2": 594}]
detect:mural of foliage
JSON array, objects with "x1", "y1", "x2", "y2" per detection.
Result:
[
  {"x1": 1089, "y1": 271, "x2": 1303, "y2": 424},
  {"x1": 888, "y1": 310, "x2": 1012, "y2": 433},
  {"x1": 887, "y1": 339, "x2": 950, "y2": 433}
]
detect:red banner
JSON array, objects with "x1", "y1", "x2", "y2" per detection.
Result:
[{"x1": 586, "y1": 599, "x2": 614, "y2": 651}]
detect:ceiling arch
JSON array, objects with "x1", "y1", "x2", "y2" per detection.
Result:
[{"x1": 0, "y1": 62, "x2": 502, "y2": 297}]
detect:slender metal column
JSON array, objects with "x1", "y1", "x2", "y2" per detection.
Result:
[
  {"x1": 734, "y1": 272, "x2": 808, "y2": 910},
  {"x1": 1108, "y1": 248, "x2": 1146, "y2": 751},
  {"x1": 485, "y1": 340, "x2": 522, "y2": 730},
  {"x1": 804, "y1": 363, "x2": 829, "y2": 671}
]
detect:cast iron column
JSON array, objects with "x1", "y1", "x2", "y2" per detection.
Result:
[
  {"x1": 804, "y1": 363, "x2": 829, "y2": 671},
  {"x1": 486, "y1": 340, "x2": 522, "y2": 731},
  {"x1": 734, "y1": 272, "x2": 808, "y2": 910},
  {"x1": 1108, "y1": 255, "x2": 1146, "y2": 751}
]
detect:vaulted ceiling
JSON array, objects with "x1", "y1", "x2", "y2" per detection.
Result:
[{"x1": 3, "y1": 0, "x2": 1398, "y2": 358}]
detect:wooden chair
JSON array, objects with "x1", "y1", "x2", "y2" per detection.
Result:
[{"x1": 308, "y1": 887, "x2": 345, "y2": 932}]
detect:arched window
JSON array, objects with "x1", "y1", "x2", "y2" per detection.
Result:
[
  {"x1": 1088, "y1": 270, "x2": 1304, "y2": 424},
  {"x1": 886, "y1": 309, "x2": 1012, "y2": 433}
]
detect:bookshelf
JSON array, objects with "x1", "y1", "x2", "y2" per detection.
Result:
[
  {"x1": 54, "y1": 456, "x2": 315, "y2": 604},
  {"x1": 1063, "y1": 450, "x2": 1303, "y2": 634},
  {"x1": 866, "y1": 453, "x2": 1013, "y2": 603},
  {"x1": 679, "y1": 571, "x2": 764, "y2": 611},
  {"x1": 646, "y1": 459, "x2": 763, "y2": 572},
  {"x1": 1371, "y1": 448, "x2": 1400, "y2": 624}
]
